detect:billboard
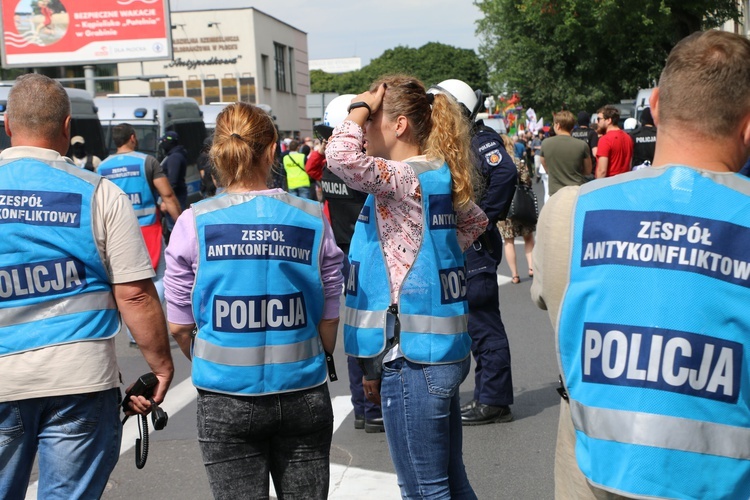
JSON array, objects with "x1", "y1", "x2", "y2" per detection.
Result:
[{"x1": 0, "y1": 0, "x2": 172, "y2": 68}]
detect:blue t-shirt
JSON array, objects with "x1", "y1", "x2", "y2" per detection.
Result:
[{"x1": 514, "y1": 141, "x2": 525, "y2": 159}]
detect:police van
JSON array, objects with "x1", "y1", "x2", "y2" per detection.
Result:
[
  {"x1": 95, "y1": 95, "x2": 207, "y2": 200},
  {"x1": 0, "y1": 85, "x2": 107, "y2": 160},
  {"x1": 634, "y1": 88, "x2": 654, "y2": 123},
  {"x1": 199, "y1": 102, "x2": 231, "y2": 137},
  {"x1": 200, "y1": 102, "x2": 273, "y2": 136},
  {"x1": 475, "y1": 112, "x2": 507, "y2": 135}
]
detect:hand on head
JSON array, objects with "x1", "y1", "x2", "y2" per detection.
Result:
[{"x1": 352, "y1": 83, "x2": 387, "y2": 116}]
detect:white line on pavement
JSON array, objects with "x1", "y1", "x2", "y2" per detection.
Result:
[{"x1": 25, "y1": 384, "x2": 400, "y2": 499}]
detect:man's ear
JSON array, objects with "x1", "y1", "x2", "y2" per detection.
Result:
[
  {"x1": 63, "y1": 115, "x2": 72, "y2": 143},
  {"x1": 4, "y1": 115, "x2": 11, "y2": 138},
  {"x1": 649, "y1": 88, "x2": 660, "y2": 127},
  {"x1": 740, "y1": 111, "x2": 750, "y2": 149}
]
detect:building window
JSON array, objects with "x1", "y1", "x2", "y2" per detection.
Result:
[
  {"x1": 288, "y1": 47, "x2": 295, "y2": 94},
  {"x1": 274, "y1": 43, "x2": 286, "y2": 93},
  {"x1": 261, "y1": 54, "x2": 270, "y2": 89}
]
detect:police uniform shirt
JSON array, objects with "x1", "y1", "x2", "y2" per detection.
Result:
[
  {"x1": 630, "y1": 126, "x2": 657, "y2": 167},
  {"x1": 571, "y1": 127, "x2": 599, "y2": 157},
  {"x1": 0, "y1": 147, "x2": 154, "y2": 403},
  {"x1": 320, "y1": 167, "x2": 367, "y2": 248}
]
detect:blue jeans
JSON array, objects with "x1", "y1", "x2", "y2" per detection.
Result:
[
  {"x1": 289, "y1": 186, "x2": 310, "y2": 199},
  {"x1": 0, "y1": 388, "x2": 122, "y2": 499},
  {"x1": 197, "y1": 383, "x2": 333, "y2": 499},
  {"x1": 381, "y1": 357, "x2": 477, "y2": 499},
  {"x1": 348, "y1": 356, "x2": 382, "y2": 418}
]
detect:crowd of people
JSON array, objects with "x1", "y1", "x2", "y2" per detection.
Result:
[{"x1": 2, "y1": 28, "x2": 749, "y2": 500}]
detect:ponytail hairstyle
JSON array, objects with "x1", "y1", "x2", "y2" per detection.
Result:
[
  {"x1": 210, "y1": 102, "x2": 278, "y2": 188},
  {"x1": 371, "y1": 74, "x2": 476, "y2": 207}
]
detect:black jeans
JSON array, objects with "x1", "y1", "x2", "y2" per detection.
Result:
[{"x1": 197, "y1": 384, "x2": 333, "y2": 500}]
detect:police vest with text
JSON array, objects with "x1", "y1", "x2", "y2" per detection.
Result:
[
  {"x1": 191, "y1": 193, "x2": 327, "y2": 396},
  {"x1": 0, "y1": 158, "x2": 119, "y2": 356},
  {"x1": 558, "y1": 166, "x2": 750, "y2": 499},
  {"x1": 320, "y1": 167, "x2": 367, "y2": 249},
  {"x1": 344, "y1": 160, "x2": 471, "y2": 364},
  {"x1": 283, "y1": 152, "x2": 311, "y2": 191},
  {"x1": 98, "y1": 152, "x2": 159, "y2": 226}
]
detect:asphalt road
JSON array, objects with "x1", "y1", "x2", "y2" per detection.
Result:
[{"x1": 27, "y1": 181, "x2": 561, "y2": 500}]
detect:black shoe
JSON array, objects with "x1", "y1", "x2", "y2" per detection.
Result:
[
  {"x1": 364, "y1": 417, "x2": 385, "y2": 433},
  {"x1": 461, "y1": 404, "x2": 513, "y2": 426},
  {"x1": 460, "y1": 400, "x2": 476, "y2": 415},
  {"x1": 354, "y1": 414, "x2": 365, "y2": 430}
]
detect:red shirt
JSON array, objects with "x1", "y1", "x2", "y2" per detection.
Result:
[
  {"x1": 597, "y1": 129, "x2": 634, "y2": 177},
  {"x1": 305, "y1": 150, "x2": 325, "y2": 181}
]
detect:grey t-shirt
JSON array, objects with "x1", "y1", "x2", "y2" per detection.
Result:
[{"x1": 541, "y1": 135, "x2": 590, "y2": 196}]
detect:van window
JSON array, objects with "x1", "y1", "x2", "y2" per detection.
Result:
[
  {"x1": 169, "y1": 122, "x2": 207, "y2": 164},
  {"x1": 0, "y1": 127, "x2": 10, "y2": 151},
  {"x1": 69, "y1": 118, "x2": 108, "y2": 160},
  {"x1": 101, "y1": 124, "x2": 159, "y2": 157}
]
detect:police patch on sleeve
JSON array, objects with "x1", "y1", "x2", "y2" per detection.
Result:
[{"x1": 484, "y1": 149, "x2": 502, "y2": 166}]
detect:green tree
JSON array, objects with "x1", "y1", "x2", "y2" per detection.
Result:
[
  {"x1": 311, "y1": 43, "x2": 489, "y2": 95},
  {"x1": 475, "y1": 0, "x2": 742, "y2": 117}
]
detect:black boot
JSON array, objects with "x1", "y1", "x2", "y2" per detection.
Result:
[{"x1": 461, "y1": 404, "x2": 513, "y2": 426}]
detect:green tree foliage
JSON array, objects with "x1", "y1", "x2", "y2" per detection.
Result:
[
  {"x1": 475, "y1": 0, "x2": 742, "y2": 116},
  {"x1": 311, "y1": 43, "x2": 489, "y2": 94}
]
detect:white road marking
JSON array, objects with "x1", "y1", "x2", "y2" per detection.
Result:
[{"x1": 25, "y1": 387, "x2": 400, "y2": 499}]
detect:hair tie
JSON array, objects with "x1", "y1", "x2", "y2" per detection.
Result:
[
  {"x1": 230, "y1": 133, "x2": 242, "y2": 139},
  {"x1": 426, "y1": 93, "x2": 435, "y2": 105}
]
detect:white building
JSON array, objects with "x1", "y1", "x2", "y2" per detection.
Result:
[
  {"x1": 309, "y1": 57, "x2": 362, "y2": 74},
  {"x1": 117, "y1": 7, "x2": 311, "y2": 138},
  {"x1": 719, "y1": 1, "x2": 750, "y2": 36}
]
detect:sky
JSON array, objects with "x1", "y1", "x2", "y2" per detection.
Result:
[{"x1": 170, "y1": 0, "x2": 484, "y2": 66}]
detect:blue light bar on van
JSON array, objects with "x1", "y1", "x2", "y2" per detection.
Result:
[
  {"x1": 134, "y1": 108, "x2": 147, "y2": 118},
  {"x1": 0, "y1": 102, "x2": 6, "y2": 112}
]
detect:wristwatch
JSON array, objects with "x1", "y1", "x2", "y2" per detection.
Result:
[{"x1": 347, "y1": 101, "x2": 372, "y2": 119}]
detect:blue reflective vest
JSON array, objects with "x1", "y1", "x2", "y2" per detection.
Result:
[
  {"x1": 191, "y1": 192, "x2": 327, "y2": 396},
  {"x1": 344, "y1": 159, "x2": 471, "y2": 364},
  {"x1": 98, "y1": 152, "x2": 158, "y2": 226},
  {"x1": 558, "y1": 166, "x2": 750, "y2": 499},
  {"x1": 0, "y1": 157, "x2": 119, "y2": 356}
]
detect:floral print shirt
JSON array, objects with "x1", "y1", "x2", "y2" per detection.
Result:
[{"x1": 326, "y1": 120, "x2": 488, "y2": 302}]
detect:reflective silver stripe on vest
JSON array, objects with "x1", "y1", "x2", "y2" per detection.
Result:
[
  {"x1": 569, "y1": 399, "x2": 750, "y2": 460},
  {"x1": 0, "y1": 291, "x2": 116, "y2": 328},
  {"x1": 408, "y1": 159, "x2": 444, "y2": 176},
  {"x1": 193, "y1": 192, "x2": 322, "y2": 219},
  {"x1": 399, "y1": 313, "x2": 467, "y2": 335},
  {"x1": 343, "y1": 306, "x2": 386, "y2": 329},
  {"x1": 133, "y1": 206, "x2": 157, "y2": 217},
  {"x1": 193, "y1": 336, "x2": 322, "y2": 366},
  {"x1": 579, "y1": 164, "x2": 750, "y2": 197}
]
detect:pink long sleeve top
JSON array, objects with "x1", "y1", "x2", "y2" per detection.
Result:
[{"x1": 325, "y1": 120, "x2": 488, "y2": 303}]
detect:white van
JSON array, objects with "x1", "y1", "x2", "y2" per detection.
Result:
[
  {"x1": 0, "y1": 85, "x2": 107, "y2": 159},
  {"x1": 200, "y1": 102, "x2": 274, "y2": 137},
  {"x1": 634, "y1": 88, "x2": 654, "y2": 123},
  {"x1": 95, "y1": 95, "x2": 207, "y2": 199},
  {"x1": 200, "y1": 102, "x2": 232, "y2": 137},
  {"x1": 476, "y1": 112, "x2": 508, "y2": 135}
]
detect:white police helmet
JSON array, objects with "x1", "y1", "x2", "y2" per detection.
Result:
[
  {"x1": 314, "y1": 94, "x2": 356, "y2": 140},
  {"x1": 623, "y1": 117, "x2": 638, "y2": 131},
  {"x1": 428, "y1": 79, "x2": 482, "y2": 119},
  {"x1": 323, "y1": 94, "x2": 356, "y2": 128}
]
